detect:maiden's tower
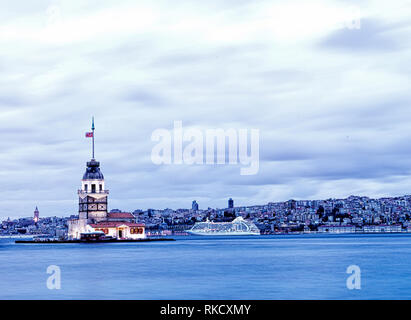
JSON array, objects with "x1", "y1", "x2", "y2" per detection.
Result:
[{"x1": 68, "y1": 118, "x2": 145, "y2": 240}]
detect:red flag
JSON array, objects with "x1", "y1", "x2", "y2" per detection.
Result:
[{"x1": 85, "y1": 132, "x2": 93, "y2": 138}]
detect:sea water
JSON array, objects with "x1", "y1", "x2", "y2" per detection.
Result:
[{"x1": 1, "y1": 234, "x2": 411, "y2": 300}]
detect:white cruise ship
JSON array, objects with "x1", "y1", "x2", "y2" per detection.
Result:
[{"x1": 187, "y1": 217, "x2": 260, "y2": 236}]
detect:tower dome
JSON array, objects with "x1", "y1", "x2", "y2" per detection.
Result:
[{"x1": 83, "y1": 159, "x2": 104, "y2": 180}]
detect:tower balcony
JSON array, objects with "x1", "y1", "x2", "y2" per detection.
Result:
[{"x1": 78, "y1": 190, "x2": 109, "y2": 195}]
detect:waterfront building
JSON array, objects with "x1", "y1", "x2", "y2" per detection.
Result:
[
  {"x1": 90, "y1": 221, "x2": 145, "y2": 239},
  {"x1": 317, "y1": 225, "x2": 356, "y2": 234},
  {"x1": 363, "y1": 224, "x2": 402, "y2": 233},
  {"x1": 68, "y1": 119, "x2": 146, "y2": 240},
  {"x1": 228, "y1": 198, "x2": 234, "y2": 209}
]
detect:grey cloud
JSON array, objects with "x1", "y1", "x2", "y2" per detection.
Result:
[
  {"x1": 320, "y1": 19, "x2": 400, "y2": 52},
  {"x1": 120, "y1": 87, "x2": 166, "y2": 106},
  {"x1": 0, "y1": 1, "x2": 410, "y2": 218}
]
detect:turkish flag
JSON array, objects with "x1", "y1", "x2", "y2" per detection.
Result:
[{"x1": 85, "y1": 132, "x2": 93, "y2": 138}]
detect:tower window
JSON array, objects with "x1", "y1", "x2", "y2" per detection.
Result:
[
  {"x1": 91, "y1": 184, "x2": 96, "y2": 193},
  {"x1": 99, "y1": 184, "x2": 103, "y2": 192},
  {"x1": 85, "y1": 185, "x2": 88, "y2": 192}
]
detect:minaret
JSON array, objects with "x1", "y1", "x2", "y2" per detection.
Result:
[{"x1": 78, "y1": 118, "x2": 109, "y2": 223}]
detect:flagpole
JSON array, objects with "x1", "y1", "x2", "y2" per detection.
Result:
[{"x1": 92, "y1": 117, "x2": 95, "y2": 159}]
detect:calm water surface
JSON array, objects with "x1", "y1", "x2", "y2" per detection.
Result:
[{"x1": 1, "y1": 234, "x2": 411, "y2": 299}]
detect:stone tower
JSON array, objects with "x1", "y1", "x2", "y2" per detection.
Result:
[
  {"x1": 78, "y1": 159, "x2": 108, "y2": 223},
  {"x1": 34, "y1": 206, "x2": 39, "y2": 223}
]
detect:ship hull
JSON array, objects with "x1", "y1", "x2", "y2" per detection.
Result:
[{"x1": 187, "y1": 230, "x2": 260, "y2": 236}]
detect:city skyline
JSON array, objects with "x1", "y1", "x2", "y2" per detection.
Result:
[
  {"x1": 1, "y1": 1, "x2": 411, "y2": 219},
  {"x1": 4, "y1": 192, "x2": 411, "y2": 239},
  {"x1": 5, "y1": 192, "x2": 411, "y2": 222}
]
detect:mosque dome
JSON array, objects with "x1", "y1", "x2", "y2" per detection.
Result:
[{"x1": 83, "y1": 159, "x2": 104, "y2": 180}]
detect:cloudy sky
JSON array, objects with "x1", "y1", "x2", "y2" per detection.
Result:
[{"x1": 1, "y1": 0, "x2": 411, "y2": 219}]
